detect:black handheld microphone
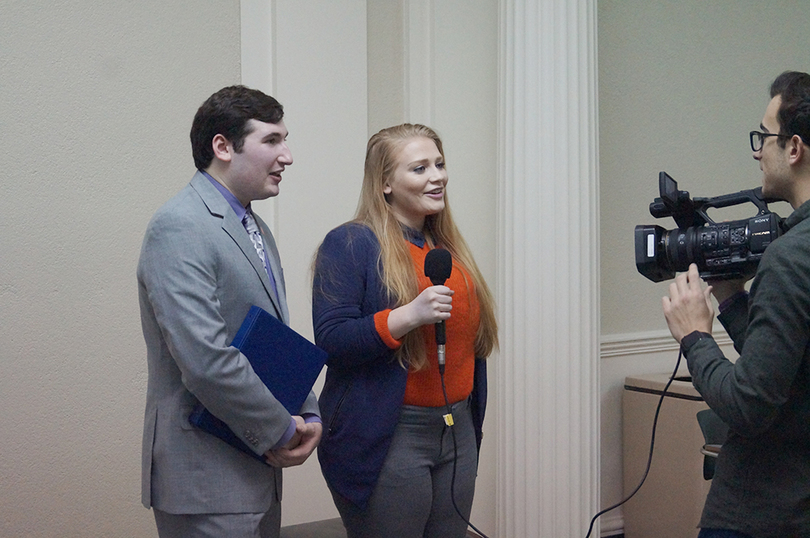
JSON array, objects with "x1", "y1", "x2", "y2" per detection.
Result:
[
  {"x1": 424, "y1": 248, "x2": 453, "y2": 372},
  {"x1": 425, "y1": 249, "x2": 489, "y2": 538}
]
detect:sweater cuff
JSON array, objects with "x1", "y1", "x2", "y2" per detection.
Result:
[
  {"x1": 680, "y1": 330, "x2": 713, "y2": 356},
  {"x1": 718, "y1": 291, "x2": 748, "y2": 313},
  {"x1": 374, "y1": 309, "x2": 402, "y2": 349}
]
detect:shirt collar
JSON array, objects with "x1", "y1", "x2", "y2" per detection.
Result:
[
  {"x1": 400, "y1": 223, "x2": 427, "y2": 248},
  {"x1": 785, "y1": 197, "x2": 810, "y2": 231},
  {"x1": 202, "y1": 171, "x2": 248, "y2": 221}
]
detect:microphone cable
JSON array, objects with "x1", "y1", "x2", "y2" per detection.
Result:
[
  {"x1": 584, "y1": 348, "x2": 684, "y2": 538},
  {"x1": 439, "y1": 362, "x2": 491, "y2": 538}
]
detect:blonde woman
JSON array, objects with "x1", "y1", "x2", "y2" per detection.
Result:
[{"x1": 312, "y1": 124, "x2": 497, "y2": 538}]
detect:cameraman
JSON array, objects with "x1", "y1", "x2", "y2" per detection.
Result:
[{"x1": 663, "y1": 71, "x2": 810, "y2": 538}]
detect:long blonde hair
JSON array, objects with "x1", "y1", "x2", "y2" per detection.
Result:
[{"x1": 355, "y1": 123, "x2": 498, "y2": 370}]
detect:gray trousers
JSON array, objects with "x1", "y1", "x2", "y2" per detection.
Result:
[
  {"x1": 153, "y1": 504, "x2": 281, "y2": 538},
  {"x1": 332, "y1": 398, "x2": 478, "y2": 538}
]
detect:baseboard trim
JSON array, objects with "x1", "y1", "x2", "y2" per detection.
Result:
[{"x1": 598, "y1": 511, "x2": 624, "y2": 537}]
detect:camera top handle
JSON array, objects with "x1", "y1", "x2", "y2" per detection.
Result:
[{"x1": 649, "y1": 171, "x2": 775, "y2": 229}]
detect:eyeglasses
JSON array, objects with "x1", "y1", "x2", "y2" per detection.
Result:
[{"x1": 749, "y1": 130, "x2": 791, "y2": 152}]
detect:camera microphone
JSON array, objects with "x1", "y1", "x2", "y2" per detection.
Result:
[{"x1": 424, "y1": 248, "x2": 452, "y2": 372}]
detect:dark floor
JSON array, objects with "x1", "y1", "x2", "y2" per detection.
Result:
[
  {"x1": 280, "y1": 518, "x2": 504, "y2": 538},
  {"x1": 280, "y1": 518, "x2": 345, "y2": 538},
  {"x1": 280, "y1": 518, "x2": 624, "y2": 538}
]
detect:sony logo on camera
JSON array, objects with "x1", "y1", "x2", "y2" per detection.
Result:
[{"x1": 634, "y1": 172, "x2": 785, "y2": 282}]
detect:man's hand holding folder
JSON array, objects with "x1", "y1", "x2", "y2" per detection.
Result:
[
  {"x1": 264, "y1": 416, "x2": 323, "y2": 468},
  {"x1": 188, "y1": 305, "x2": 327, "y2": 464}
]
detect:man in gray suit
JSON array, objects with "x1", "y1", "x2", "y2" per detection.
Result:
[{"x1": 138, "y1": 85, "x2": 322, "y2": 537}]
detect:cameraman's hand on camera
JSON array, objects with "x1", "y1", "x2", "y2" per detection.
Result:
[{"x1": 662, "y1": 264, "x2": 715, "y2": 343}]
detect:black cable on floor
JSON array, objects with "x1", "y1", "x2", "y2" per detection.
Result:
[{"x1": 584, "y1": 349, "x2": 684, "y2": 538}]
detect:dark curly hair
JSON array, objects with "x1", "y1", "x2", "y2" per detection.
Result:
[
  {"x1": 770, "y1": 71, "x2": 810, "y2": 149},
  {"x1": 190, "y1": 85, "x2": 285, "y2": 170}
]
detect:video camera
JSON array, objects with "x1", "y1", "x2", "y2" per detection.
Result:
[{"x1": 634, "y1": 172, "x2": 785, "y2": 282}]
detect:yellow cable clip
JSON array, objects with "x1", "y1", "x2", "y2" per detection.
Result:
[{"x1": 443, "y1": 413, "x2": 454, "y2": 426}]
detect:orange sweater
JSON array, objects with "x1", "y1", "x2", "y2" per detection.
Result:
[{"x1": 374, "y1": 240, "x2": 480, "y2": 407}]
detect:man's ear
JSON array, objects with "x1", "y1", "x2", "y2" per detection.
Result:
[{"x1": 211, "y1": 134, "x2": 233, "y2": 163}]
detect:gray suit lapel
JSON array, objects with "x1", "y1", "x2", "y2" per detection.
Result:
[{"x1": 189, "y1": 173, "x2": 285, "y2": 321}]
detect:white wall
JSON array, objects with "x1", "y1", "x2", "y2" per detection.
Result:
[
  {"x1": 598, "y1": 0, "x2": 810, "y2": 533},
  {"x1": 0, "y1": 1, "x2": 241, "y2": 536},
  {"x1": 599, "y1": 0, "x2": 810, "y2": 335}
]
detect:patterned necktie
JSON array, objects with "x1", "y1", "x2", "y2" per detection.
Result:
[{"x1": 242, "y1": 210, "x2": 278, "y2": 298}]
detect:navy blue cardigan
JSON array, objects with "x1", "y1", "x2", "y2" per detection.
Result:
[{"x1": 312, "y1": 222, "x2": 487, "y2": 509}]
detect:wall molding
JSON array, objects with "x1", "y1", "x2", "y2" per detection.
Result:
[
  {"x1": 601, "y1": 328, "x2": 734, "y2": 359},
  {"x1": 599, "y1": 512, "x2": 624, "y2": 536}
]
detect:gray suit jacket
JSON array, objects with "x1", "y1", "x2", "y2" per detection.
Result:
[{"x1": 137, "y1": 171, "x2": 319, "y2": 514}]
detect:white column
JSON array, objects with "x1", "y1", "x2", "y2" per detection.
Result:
[{"x1": 497, "y1": 1, "x2": 600, "y2": 536}]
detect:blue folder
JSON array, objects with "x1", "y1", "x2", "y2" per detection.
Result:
[{"x1": 188, "y1": 305, "x2": 327, "y2": 463}]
